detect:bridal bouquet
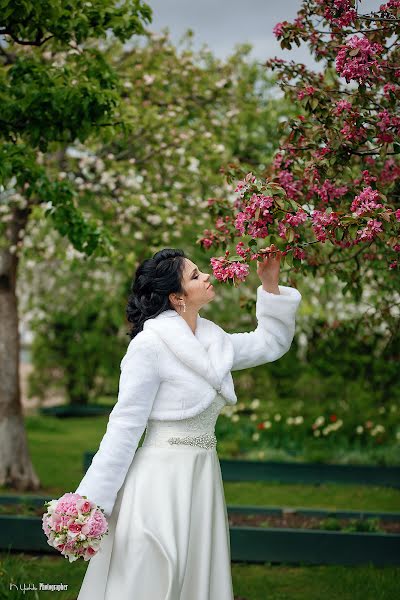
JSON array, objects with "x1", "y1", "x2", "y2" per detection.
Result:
[{"x1": 42, "y1": 492, "x2": 109, "y2": 562}]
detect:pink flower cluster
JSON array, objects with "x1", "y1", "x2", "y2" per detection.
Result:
[
  {"x1": 354, "y1": 170, "x2": 377, "y2": 186},
  {"x1": 293, "y1": 247, "x2": 306, "y2": 259},
  {"x1": 297, "y1": 86, "x2": 316, "y2": 100},
  {"x1": 380, "y1": 0, "x2": 400, "y2": 11},
  {"x1": 200, "y1": 229, "x2": 217, "y2": 250},
  {"x1": 285, "y1": 209, "x2": 308, "y2": 227},
  {"x1": 340, "y1": 121, "x2": 367, "y2": 143},
  {"x1": 350, "y1": 186, "x2": 384, "y2": 217},
  {"x1": 42, "y1": 492, "x2": 109, "y2": 563},
  {"x1": 380, "y1": 159, "x2": 400, "y2": 185},
  {"x1": 278, "y1": 170, "x2": 303, "y2": 199},
  {"x1": 272, "y1": 21, "x2": 290, "y2": 39},
  {"x1": 333, "y1": 99, "x2": 352, "y2": 115},
  {"x1": 335, "y1": 35, "x2": 383, "y2": 84},
  {"x1": 383, "y1": 83, "x2": 399, "y2": 99},
  {"x1": 323, "y1": 0, "x2": 357, "y2": 28},
  {"x1": 356, "y1": 218, "x2": 383, "y2": 242},
  {"x1": 376, "y1": 109, "x2": 400, "y2": 143},
  {"x1": 311, "y1": 209, "x2": 340, "y2": 242},
  {"x1": 210, "y1": 255, "x2": 250, "y2": 283},
  {"x1": 234, "y1": 193, "x2": 275, "y2": 238},
  {"x1": 234, "y1": 172, "x2": 257, "y2": 197},
  {"x1": 312, "y1": 179, "x2": 348, "y2": 203},
  {"x1": 273, "y1": 152, "x2": 293, "y2": 170}
]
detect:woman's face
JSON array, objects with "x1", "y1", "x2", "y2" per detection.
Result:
[{"x1": 171, "y1": 258, "x2": 215, "y2": 310}]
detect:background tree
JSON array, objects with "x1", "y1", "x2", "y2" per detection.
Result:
[
  {"x1": 198, "y1": 0, "x2": 399, "y2": 345},
  {"x1": 19, "y1": 31, "x2": 295, "y2": 407},
  {"x1": 0, "y1": 0, "x2": 152, "y2": 490}
]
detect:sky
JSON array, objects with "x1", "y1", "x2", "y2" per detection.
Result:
[{"x1": 145, "y1": 0, "x2": 384, "y2": 68}]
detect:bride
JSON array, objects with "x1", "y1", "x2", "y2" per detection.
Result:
[{"x1": 74, "y1": 245, "x2": 302, "y2": 600}]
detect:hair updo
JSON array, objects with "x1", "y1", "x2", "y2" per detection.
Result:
[{"x1": 126, "y1": 248, "x2": 187, "y2": 340}]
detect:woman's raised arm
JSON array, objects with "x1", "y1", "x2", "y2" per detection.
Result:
[{"x1": 226, "y1": 244, "x2": 302, "y2": 371}]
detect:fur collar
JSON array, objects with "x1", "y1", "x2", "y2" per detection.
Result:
[{"x1": 143, "y1": 309, "x2": 237, "y2": 403}]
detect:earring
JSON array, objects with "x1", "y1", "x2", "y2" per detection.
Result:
[{"x1": 181, "y1": 301, "x2": 186, "y2": 313}]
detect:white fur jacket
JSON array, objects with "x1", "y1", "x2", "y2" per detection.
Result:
[{"x1": 75, "y1": 283, "x2": 302, "y2": 516}]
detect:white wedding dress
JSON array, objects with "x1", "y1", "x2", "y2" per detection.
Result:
[{"x1": 77, "y1": 393, "x2": 234, "y2": 600}]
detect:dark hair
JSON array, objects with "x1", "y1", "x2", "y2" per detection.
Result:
[{"x1": 126, "y1": 248, "x2": 187, "y2": 340}]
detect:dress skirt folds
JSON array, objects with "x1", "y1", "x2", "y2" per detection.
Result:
[{"x1": 77, "y1": 394, "x2": 234, "y2": 600}]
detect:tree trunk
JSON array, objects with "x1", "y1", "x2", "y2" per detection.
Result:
[{"x1": 0, "y1": 206, "x2": 41, "y2": 491}]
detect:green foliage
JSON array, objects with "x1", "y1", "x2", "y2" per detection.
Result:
[
  {"x1": 0, "y1": 0, "x2": 153, "y2": 257},
  {"x1": 2, "y1": 52, "x2": 120, "y2": 149},
  {"x1": 0, "y1": 0, "x2": 152, "y2": 45},
  {"x1": 0, "y1": 144, "x2": 116, "y2": 255},
  {"x1": 19, "y1": 32, "x2": 295, "y2": 406},
  {"x1": 27, "y1": 264, "x2": 126, "y2": 405}
]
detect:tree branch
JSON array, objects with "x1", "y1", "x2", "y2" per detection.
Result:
[{"x1": 0, "y1": 29, "x2": 54, "y2": 46}]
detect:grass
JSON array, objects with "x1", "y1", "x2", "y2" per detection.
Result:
[
  {"x1": 0, "y1": 413, "x2": 399, "y2": 600},
  {"x1": 1, "y1": 552, "x2": 399, "y2": 600},
  {"x1": 231, "y1": 563, "x2": 400, "y2": 600},
  {"x1": 223, "y1": 481, "x2": 400, "y2": 512}
]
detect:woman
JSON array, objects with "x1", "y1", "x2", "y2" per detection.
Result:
[{"x1": 75, "y1": 245, "x2": 302, "y2": 600}]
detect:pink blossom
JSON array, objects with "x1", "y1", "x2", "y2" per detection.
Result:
[
  {"x1": 234, "y1": 212, "x2": 247, "y2": 235},
  {"x1": 84, "y1": 547, "x2": 97, "y2": 560},
  {"x1": 297, "y1": 86, "x2": 316, "y2": 100},
  {"x1": 293, "y1": 247, "x2": 306, "y2": 259},
  {"x1": 248, "y1": 193, "x2": 274, "y2": 215},
  {"x1": 210, "y1": 256, "x2": 250, "y2": 283},
  {"x1": 354, "y1": 170, "x2": 377, "y2": 186},
  {"x1": 247, "y1": 221, "x2": 270, "y2": 238},
  {"x1": 383, "y1": 83, "x2": 399, "y2": 98},
  {"x1": 323, "y1": 0, "x2": 357, "y2": 27},
  {"x1": 278, "y1": 170, "x2": 303, "y2": 199},
  {"x1": 335, "y1": 35, "x2": 383, "y2": 84},
  {"x1": 395, "y1": 209, "x2": 400, "y2": 221},
  {"x1": 76, "y1": 498, "x2": 93, "y2": 514},
  {"x1": 273, "y1": 22, "x2": 288, "y2": 39},
  {"x1": 312, "y1": 179, "x2": 348, "y2": 203},
  {"x1": 350, "y1": 186, "x2": 383, "y2": 216},
  {"x1": 356, "y1": 218, "x2": 383, "y2": 242},
  {"x1": 311, "y1": 209, "x2": 340, "y2": 242},
  {"x1": 55, "y1": 493, "x2": 81, "y2": 516},
  {"x1": 201, "y1": 237, "x2": 213, "y2": 250},
  {"x1": 234, "y1": 173, "x2": 256, "y2": 196},
  {"x1": 376, "y1": 110, "x2": 400, "y2": 140},
  {"x1": 273, "y1": 152, "x2": 293, "y2": 170},
  {"x1": 377, "y1": 131, "x2": 394, "y2": 144},
  {"x1": 81, "y1": 510, "x2": 108, "y2": 537},
  {"x1": 380, "y1": 1, "x2": 400, "y2": 11},
  {"x1": 236, "y1": 241, "x2": 251, "y2": 259},
  {"x1": 278, "y1": 221, "x2": 288, "y2": 239},
  {"x1": 68, "y1": 522, "x2": 83, "y2": 534},
  {"x1": 333, "y1": 99, "x2": 352, "y2": 115},
  {"x1": 215, "y1": 216, "x2": 231, "y2": 234},
  {"x1": 285, "y1": 209, "x2": 308, "y2": 227},
  {"x1": 379, "y1": 159, "x2": 400, "y2": 186},
  {"x1": 234, "y1": 181, "x2": 247, "y2": 194},
  {"x1": 314, "y1": 147, "x2": 331, "y2": 160},
  {"x1": 340, "y1": 121, "x2": 367, "y2": 143}
]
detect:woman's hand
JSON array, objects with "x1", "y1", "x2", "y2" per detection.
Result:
[{"x1": 256, "y1": 244, "x2": 282, "y2": 294}]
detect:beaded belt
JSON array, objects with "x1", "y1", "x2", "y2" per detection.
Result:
[
  {"x1": 142, "y1": 428, "x2": 218, "y2": 450},
  {"x1": 167, "y1": 432, "x2": 217, "y2": 450},
  {"x1": 142, "y1": 396, "x2": 224, "y2": 451}
]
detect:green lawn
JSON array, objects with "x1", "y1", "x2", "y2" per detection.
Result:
[
  {"x1": 1, "y1": 552, "x2": 398, "y2": 600},
  {"x1": 0, "y1": 414, "x2": 398, "y2": 600},
  {"x1": 223, "y1": 481, "x2": 400, "y2": 512}
]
